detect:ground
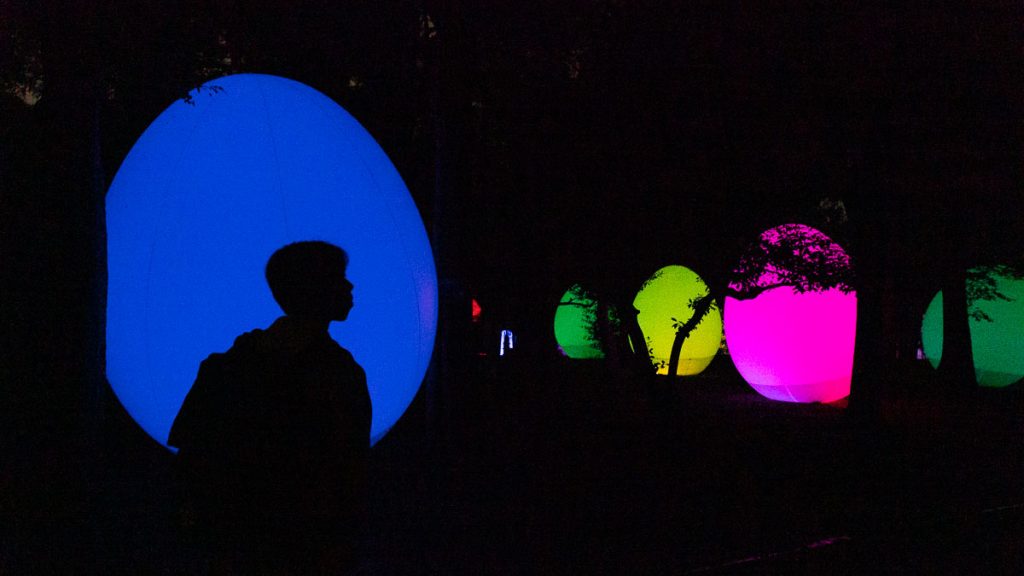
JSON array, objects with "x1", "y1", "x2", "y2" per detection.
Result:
[{"x1": 5, "y1": 356, "x2": 1023, "y2": 574}]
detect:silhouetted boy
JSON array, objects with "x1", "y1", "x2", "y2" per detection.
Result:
[{"x1": 169, "y1": 241, "x2": 371, "y2": 575}]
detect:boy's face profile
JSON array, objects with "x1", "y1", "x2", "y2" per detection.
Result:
[
  {"x1": 328, "y1": 268, "x2": 355, "y2": 321},
  {"x1": 268, "y1": 239, "x2": 356, "y2": 323},
  {"x1": 266, "y1": 241, "x2": 353, "y2": 322}
]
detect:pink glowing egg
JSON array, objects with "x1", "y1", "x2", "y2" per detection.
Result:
[
  {"x1": 725, "y1": 287, "x2": 856, "y2": 402},
  {"x1": 724, "y1": 224, "x2": 856, "y2": 403}
]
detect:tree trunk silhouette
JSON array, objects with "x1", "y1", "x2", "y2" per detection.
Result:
[
  {"x1": 935, "y1": 175, "x2": 977, "y2": 392},
  {"x1": 5, "y1": 3, "x2": 111, "y2": 570},
  {"x1": 595, "y1": 300, "x2": 616, "y2": 363},
  {"x1": 849, "y1": 266, "x2": 890, "y2": 421},
  {"x1": 666, "y1": 294, "x2": 715, "y2": 377},
  {"x1": 847, "y1": 162, "x2": 899, "y2": 423},
  {"x1": 621, "y1": 304, "x2": 655, "y2": 375},
  {"x1": 937, "y1": 264, "x2": 976, "y2": 390}
]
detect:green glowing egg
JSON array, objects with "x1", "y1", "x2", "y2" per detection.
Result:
[
  {"x1": 633, "y1": 265, "x2": 722, "y2": 376},
  {"x1": 921, "y1": 267, "x2": 1024, "y2": 388},
  {"x1": 554, "y1": 284, "x2": 620, "y2": 359}
]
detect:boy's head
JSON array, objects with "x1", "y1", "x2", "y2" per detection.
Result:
[{"x1": 266, "y1": 241, "x2": 353, "y2": 320}]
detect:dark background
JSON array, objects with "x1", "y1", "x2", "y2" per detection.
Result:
[{"x1": 2, "y1": 2, "x2": 1024, "y2": 573}]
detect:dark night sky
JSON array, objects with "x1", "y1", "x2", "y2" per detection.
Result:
[
  {"x1": 407, "y1": 3, "x2": 1024, "y2": 349},
  {"x1": 2, "y1": 0, "x2": 1023, "y2": 380},
  {"x1": 2, "y1": 4, "x2": 1024, "y2": 573}
]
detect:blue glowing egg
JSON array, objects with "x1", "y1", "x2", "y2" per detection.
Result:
[{"x1": 106, "y1": 74, "x2": 437, "y2": 448}]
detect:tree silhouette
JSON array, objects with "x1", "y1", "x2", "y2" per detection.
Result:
[
  {"x1": 728, "y1": 223, "x2": 855, "y2": 301},
  {"x1": 965, "y1": 265, "x2": 1024, "y2": 322},
  {"x1": 924, "y1": 264, "x2": 1024, "y2": 388},
  {"x1": 556, "y1": 283, "x2": 621, "y2": 359},
  {"x1": 633, "y1": 266, "x2": 721, "y2": 376},
  {"x1": 666, "y1": 293, "x2": 717, "y2": 377}
]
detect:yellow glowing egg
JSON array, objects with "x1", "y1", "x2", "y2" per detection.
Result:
[{"x1": 633, "y1": 265, "x2": 722, "y2": 376}]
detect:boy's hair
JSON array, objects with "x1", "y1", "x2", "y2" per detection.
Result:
[{"x1": 265, "y1": 241, "x2": 349, "y2": 316}]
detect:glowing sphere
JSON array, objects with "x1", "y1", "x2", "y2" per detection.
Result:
[
  {"x1": 633, "y1": 266, "x2": 722, "y2": 375},
  {"x1": 106, "y1": 74, "x2": 437, "y2": 448},
  {"x1": 553, "y1": 284, "x2": 620, "y2": 359},
  {"x1": 921, "y1": 268, "x2": 1024, "y2": 387},
  {"x1": 724, "y1": 224, "x2": 856, "y2": 403}
]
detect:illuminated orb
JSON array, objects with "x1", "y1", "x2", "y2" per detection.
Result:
[
  {"x1": 921, "y1": 267, "x2": 1024, "y2": 387},
  {"x1": 724, "y1": 224, "x2": 856, "y2": 403},
  {"x1": 553, "y1": 284, "x2": 620, "y2": 359},
  {"x1": 633, "y1": 266, "x2": 722, "y2": 375},
  {"x1": 106, "y1": 74, "x2": 437, "y2": 448}
]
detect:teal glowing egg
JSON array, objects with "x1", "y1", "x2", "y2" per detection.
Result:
[
  {"x1": 633, "y1": 266, "x2": 722, "y2": 375},
  {"x1": 106, "y1": 74, "x2": 437, "y2": 448},
  {"x1": 921, "y1": 267, "x2": 1024, "y2": 388},
  {"x1": 553, "y1": 284, "x2": 620, "y2": 359}
]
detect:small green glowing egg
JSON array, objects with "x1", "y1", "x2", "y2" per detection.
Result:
[
  {"x1": 553, "y1": 284, "x2": 620, "y2": 359},
  {"x1": 921, "y1": 267, "x2": 1024, "y2": 388},
  {"x1": 633, "y1": 266, "x2": 722, "y2": 376}
]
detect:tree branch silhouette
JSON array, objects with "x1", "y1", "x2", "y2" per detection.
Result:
[
  {"x1": 966, "y1": 265, "x2": 1024, "y2": 322},
  {"x1": 666, "y1": 293, "x2": 716, "y2": 376},
  {"x1": 729, "y1": 223, "x2": 854, "y2": 300}
]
